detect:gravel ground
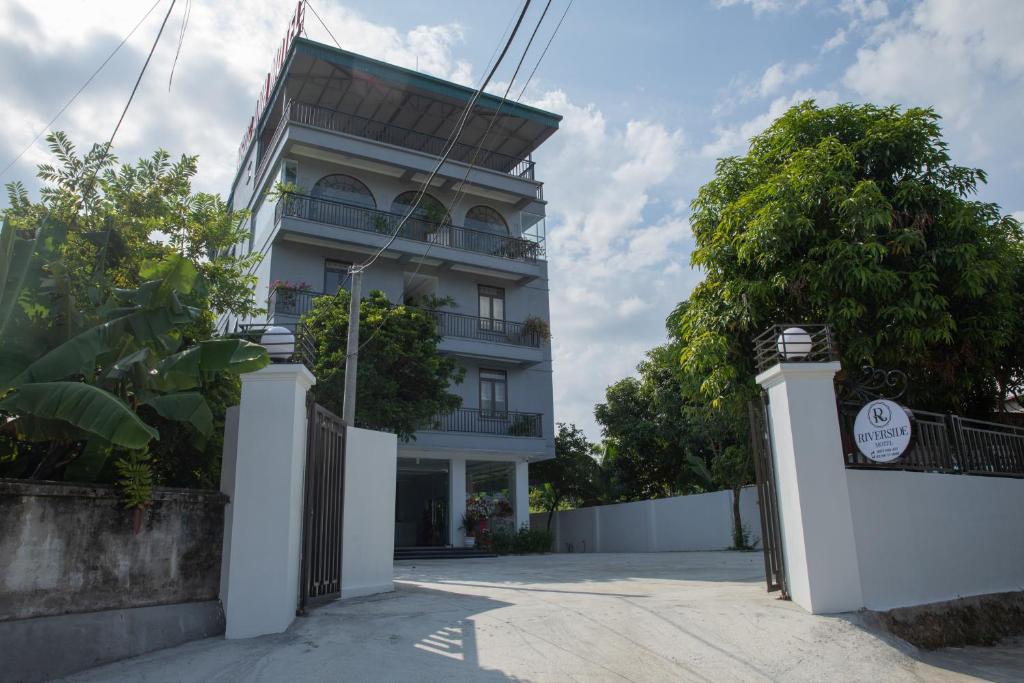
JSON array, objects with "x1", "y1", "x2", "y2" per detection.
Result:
[{"x1": 64, "y1": 552, "x2": 1024, "y2": 682}]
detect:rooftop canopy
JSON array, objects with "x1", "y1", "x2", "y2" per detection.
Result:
[{"x1": 261, "y1": 38, "x2": 561, "y2": 168}]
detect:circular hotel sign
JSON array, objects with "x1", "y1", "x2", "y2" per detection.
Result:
[{"x1": 853, "y1": 399, "x2": 912, "y2": 463}]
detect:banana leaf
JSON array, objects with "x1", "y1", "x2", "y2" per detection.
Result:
[
  {"x1": 154, "y1": 338, "x2": 269, "y2": 391},
  {"x1": 0, "y1": 381, "x2": 158, "y2": 449},
  {"x1": 142, "y1": 392, "x2": 213, "y2": 435}
]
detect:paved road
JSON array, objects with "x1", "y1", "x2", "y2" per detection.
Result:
[{"x1": 66, "y1": 552, "x2": 1023, "y2": 682}]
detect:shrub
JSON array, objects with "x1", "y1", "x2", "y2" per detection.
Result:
[{"x1": 481, "y1": 525, "x2": 554, "y2": 555}]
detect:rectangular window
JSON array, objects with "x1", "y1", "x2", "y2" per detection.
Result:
[
  {"x1": 324, "y1": 260, "x2": 351, "y2": 294},
  {"x1": 282, "y1": 158, "x2": 298, "y2": 185},
  {"x1": 479, "y1": 369, "x2": 507, "y2": 416},
  {"x1": 478, "y1": 285, "x2": 505, "y2": 333}
]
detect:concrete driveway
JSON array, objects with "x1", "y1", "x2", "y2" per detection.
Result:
[{"x1": 65, "y1": 552, "x2": 1023, "y2": 682}]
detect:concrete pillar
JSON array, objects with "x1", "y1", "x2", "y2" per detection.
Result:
[
  {"x1": 220, "y1": 363, "x2": 315, "y2": 639},
  {"x1": 341, "y1": 427, "x2": 397, "y2": 599},
  {"x1": 449, "y1": 457, "x2": 466, "y2": 547},
  {"x1": 756, "y1": 361, "x2": 864, "y2": 614},
  {"x1": 514, "y1": 460, "x2": 530, "y2": 530}
]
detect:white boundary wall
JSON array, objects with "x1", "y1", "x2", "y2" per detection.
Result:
[
  {"x1": 530, "y1": 487, "x2": 760, "y2": 553},
  {"x1": 847, "y1": 470, "x2": 1024, "y2": 610},
  {"x1": 341, "y1": 427, "x2": 397, "y2": 600}
]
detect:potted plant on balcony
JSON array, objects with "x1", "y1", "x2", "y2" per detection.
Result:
[
  {"x1": 271, "y1": 279, "x2": 311, "y2": 315},
  {"x1": 521, "y1": 315, "x2": 551, "y2": 345}
]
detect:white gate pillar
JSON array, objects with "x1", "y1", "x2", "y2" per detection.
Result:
[
  {"x1": 220, "y1": 363, "x2": 315, "y2": 639},
  {"x1": 756, "y1": 361, "x2": 864, "y2": 614}
]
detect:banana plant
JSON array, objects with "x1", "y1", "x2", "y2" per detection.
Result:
[{"x1": 0, "y1": 217, "x2": 269, "y2": 480}]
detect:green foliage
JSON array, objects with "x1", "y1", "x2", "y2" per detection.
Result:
[
  {"x1": 303, "y1": 289, "x2": 464, "y2": 440},
  {"x1": 529, "y1": 423, "x2": 604, "y2": 528},
  {"x1": 482, "y1": 525, "x2": 554, "y2": 555},
  {"x1": 0, "y1": 132, "x2": 270, "y2": 492},
  {"x1": 680, "y1": 102, "x2": 1024, "y2": 415},
  {"x1": 115, "y1": 451, "x2": 154, "y2": 510}
]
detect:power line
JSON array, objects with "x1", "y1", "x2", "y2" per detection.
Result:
[
  {"x1": 304, "y1": 0, "x2": 342, "y2": 49},
  {"x1": 0, "y1": 0, "x2": 165, "y2": 181},
  {"x1": 348, "y1": 0, "x2": 555, "y2": 358},
  {"x1": 109, "y1": 0, "x2": 178, "y2": 148},
  {"x1": 516, "y1": 0, "x2": 573, "y2": 102},
  {"x1": 168, "y1": 0, "x2": 192, "y2": 90},
  {"x1": 355, "y1": 0, "x2": 534, "y2": 273}
]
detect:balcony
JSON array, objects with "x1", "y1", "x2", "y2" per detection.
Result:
[
  {"x1": 425, "y1": 310, "x2": 542, "y2": 348},
  {"x1": 275, "y1": 193, "x2": 544, "y2": 264},
  {"x1": 267, "y1": 285, "x2": 325, "y2": 319},
  {"x1": 256, "y1": 100, "x2": 536, "y2": 183},
  {"x1": 423, "y1": 408, "x2": 543, "y2": 438}
]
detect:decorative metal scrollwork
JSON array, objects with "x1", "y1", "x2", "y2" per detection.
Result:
[{"x1": 838, "y1": 366, "x2": 909, "y2": 403}]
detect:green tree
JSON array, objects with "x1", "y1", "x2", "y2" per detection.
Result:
[
  {"x1": 529, "y1": 423, "x2": 603, "y2": 530},
  {"x1": 3, "y1": 132, "x2": 261, "y2": 321},
  {"x1": 303, "y1": 290, "x2": 464, "y2": 440},
  {"x1": 0, "y1": 218, "x2": 267, "y2": 486},
  {"x1": 679, "y1": 102, "x2": 1024, "y2": 415},
  {"x1": 0, "y1": 132, "x2": 267, "y2": 488}
]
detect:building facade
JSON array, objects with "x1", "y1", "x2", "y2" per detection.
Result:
[{"x1": 226, "y1": 38, "x2": 560, "y2": 550}]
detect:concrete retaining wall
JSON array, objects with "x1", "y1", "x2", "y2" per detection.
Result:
[
  {"x1": 531, "y1": 486, "x2": 760, "y2": 553},
  {"x1": 847, "y1": 470, "x2": 1024, "y2": 610},
  {"x1": 0, "y1": 478, "x2": 227, "y2": 681}
]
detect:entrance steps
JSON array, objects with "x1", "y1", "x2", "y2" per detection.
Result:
[{"x1": 394, "y1": 546, "x2": 498, "y2": 561}]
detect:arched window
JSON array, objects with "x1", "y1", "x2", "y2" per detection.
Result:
[
  {"x1": 312, "y1": 174, "x2": 376, "y2": 208},
  {"x1": 391, "y1": 191, "x2": 449, "y2": 224},
  {"x1": 464, "y1": 205, "x2": 509, "y2": 235}
]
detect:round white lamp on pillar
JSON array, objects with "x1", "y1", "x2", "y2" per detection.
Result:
[
  {"x1": 260, "y1": 325, "x2": 295, "y2": 361},
  {"x1": 776, "y1": 326, "x2": 813, "y2": 360}
]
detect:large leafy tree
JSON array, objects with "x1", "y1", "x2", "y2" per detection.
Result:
[
  {"x1": 679, "y1": 102, "x2": 1024, "y2": 415},
  {"x1": 0, "y1": 133, "x2": 268, "y2": 488},
  {"x1": 529, "y1": 423, "x2": 604, "y2": 530},
  {"x1": 0, "y1": 219, "x2": 267, "y2": 485},
  {"x1": 3, "y1": 132, "x2": 261, "y2": 321},
  {"x1": 303, "y1": 290, "x2": 464, "y2": 440}
]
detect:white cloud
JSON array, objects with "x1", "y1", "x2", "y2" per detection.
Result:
[
  {"x1": 822, "y1": 27, "x2": 848, "y2": 52},
  {"x1": 713, "y1": 0, "x2": 808, "y2": 14},
  {"x1": 702, "y1": 88, "x2": 840, "y2": 158},
  {"x1": 754, "y1": 62, "x2": 813, "y2": 98},
  {"x1": 527, "y1": 89, "x2": 697, "y2": 439},
  {"x1": 838, "y1": 0, "x2": 889, "y2": 22},
  {"x1": 843, "y1": 0, "x2": 1024, "y2": 164},
  {"x1": 0, "y1": 1, "x2": 474, "y2": 194}
]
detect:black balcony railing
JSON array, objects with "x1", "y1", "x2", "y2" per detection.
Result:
[
  {"x1": 424, "y1": 309, "x2": 542, "y2": 348},
  {"x1": 276, "y1": 193, "x2": 544, "y2": 263},
  {"x1": 234, "y1": 321, "x2": 317, "y2": 370},
  {"x1": 268, "y1": 286, "x2": 326, "y2": 318},
  {"x1": 424, "y1": 408, "x2": 543, "y2": 437}
]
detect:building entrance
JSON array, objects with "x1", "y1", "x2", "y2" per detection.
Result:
[{"x1": 395, "y1": 458, "x2": 450, "y2": 547}]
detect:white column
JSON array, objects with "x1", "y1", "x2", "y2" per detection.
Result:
[
  {"x1": 756, "y1": 361, "x2": 864, "y2": 614},
  {"x1": 449, "y1": 457, "x2": 466, "y2": 547},
  {"x1": 221, "y1": 363, "x2": 315, "y2": 639},
  {"x1": 514, "y1": 460, "x2": 530, "y2": 531}
]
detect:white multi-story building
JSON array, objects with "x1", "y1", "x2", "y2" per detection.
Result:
[{"x1": 227, "y1": 38, "x2": 560, "y2": 552}]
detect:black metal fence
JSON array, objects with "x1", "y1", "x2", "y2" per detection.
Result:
[
  {"x1": 754, "y1": 324, "x2": 837, "y2": 373},
  {"x1": 839, "y1": 403, "x2": 1024, "y2": 478},
  {"x1": 424, "y1": 309, "x2": 542, "y2": 348},
  {"x1": 424, "y1": 408, "x2": 543, "y2": 437},
  {"x1": 748, "y1": 396, "x2": 788, "y2": 597},
  {"x1": 276, "y1": 193, "x2": 544, "y2": 263},
  {"x1": 299, "y1": 401, "x2": 346, "y2": 611},
  {"x1": 235, "y1": 322, "x2": 317, "y2": 370},
  {"x1": 268, "y1": 286, "x2": 325, "y2": 319}
]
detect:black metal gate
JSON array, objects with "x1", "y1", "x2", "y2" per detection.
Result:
[
  {"x1": 298, "y1": 401, "x2": 346, "y2": 612},
  {"x1": 748, "y1": 395, "x2": 788, "y2": 598}
]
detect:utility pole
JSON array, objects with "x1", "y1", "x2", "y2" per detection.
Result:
[{"x1": 342, "y1": 265, "x2": 362, "y2": 425}]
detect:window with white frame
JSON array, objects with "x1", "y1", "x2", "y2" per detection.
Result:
[{"x1": 478, "y1": 285, "x2": 505, "y2": 333}]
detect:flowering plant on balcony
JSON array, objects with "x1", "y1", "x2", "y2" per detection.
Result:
[{"x1": 270, "y1": 280, "x2": 312, "y2": 314}]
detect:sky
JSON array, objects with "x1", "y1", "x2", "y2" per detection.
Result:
[{"x1": 1, "y1": 0, "x2": 1022, "y2": 442}]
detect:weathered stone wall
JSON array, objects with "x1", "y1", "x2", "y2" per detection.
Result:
[{"x1": 0, "y1": 478, "x2": 227, "y2": 621}]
